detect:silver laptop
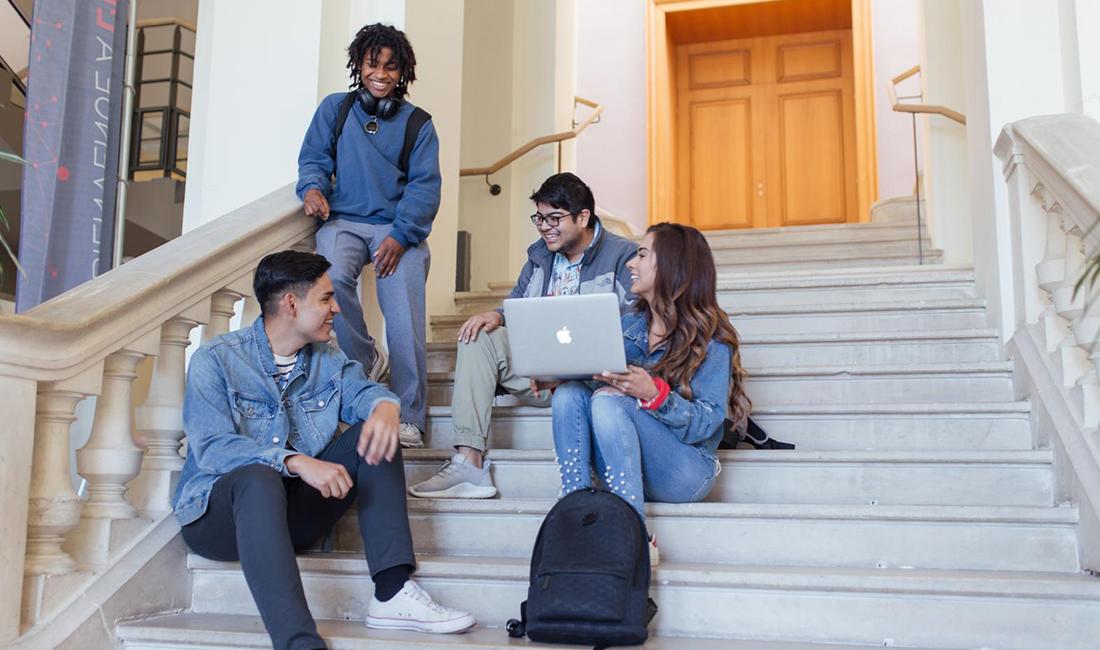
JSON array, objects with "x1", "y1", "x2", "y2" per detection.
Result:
[{"x1": 503, "y1": 293, "x2": 628, "y2": 380}]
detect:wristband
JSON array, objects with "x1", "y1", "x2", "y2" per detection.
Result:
[{"x1": 639, "y1": 377, "x2": 671, "y2": 410}]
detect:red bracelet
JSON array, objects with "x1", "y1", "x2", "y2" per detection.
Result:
[{"x1": 639, "y1": 377, "x2": 671, "y2": 410}]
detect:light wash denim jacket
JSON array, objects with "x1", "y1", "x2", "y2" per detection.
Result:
[
  {"x1": 621, "y1": 311, "x2": 732, "y2": 454},
  {"x1": 172, "y1": 317, "x2": 400, "y2": 526}
]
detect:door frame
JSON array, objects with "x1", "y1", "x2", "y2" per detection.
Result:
[{"x1": 646, "y1": 0, "x2": 877, "y2": 226}]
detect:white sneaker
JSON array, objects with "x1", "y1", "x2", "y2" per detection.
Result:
[
  {"x1": 648, "y1": 534, "x2": 660, "y2": 568},
  {"x1": 367, "y1": 347, "x2": 389, "y2": 383},
  {"x1": 408, "y1": 454, "x2": 497, "y2": 499},
  {"x1": 399, "y1": 422, "x2": 424, "y2": 448},
  {"x1": 366, "y1": 579, "x2": 476, "y2": 634}
]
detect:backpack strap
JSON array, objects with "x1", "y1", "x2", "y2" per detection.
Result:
[
  {"x1": 328, "y1": 91, "x2": 358, "y2": 179},
  {"x1": 399, "y1": 106, "x2": 431, "y2": 177}
]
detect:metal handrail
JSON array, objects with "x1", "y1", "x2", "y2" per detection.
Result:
[
  {"x1": 888, "y1": 65, "x2": 967, "y2": 266},
  {"x1": 888, "y1": 65, "x2": 966, "y2": 125},
  {"x1": 459, "y1": 96, "x2": 603, "y2": 193}
]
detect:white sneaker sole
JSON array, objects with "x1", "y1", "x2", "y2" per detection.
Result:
[
  {"x1": 408, "y1": 482, "x2": 498, "y2": 499},
  {"x1": 399, "y1": 436, "x2": 424, "y2": 449},
  {"x1": 366, "y1": 613, "x2": 476, "y2": 634}
]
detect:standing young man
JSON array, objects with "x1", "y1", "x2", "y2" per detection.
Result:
[
  {"x1": 409, "y1": 173, "x2": 638, "y2": 498},
  {"x1": 174, "y1": 251, "x2": 474, "y2": 650},
  {"x1": 297, "y1": 23, "x2": 438, "y2": 448}
]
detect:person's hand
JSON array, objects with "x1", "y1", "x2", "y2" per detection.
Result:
[
  {"x1": 303, "y1": 188, "x2": 330, "y2": 220},
  {"x1": 595, "y1": 365, "x2": 658, "y2": 401},
  {"x1": 356, "y1": 401, "x2": 400, "y2": 465},
  {"x1": 457, "y1": 310, "x2": 504, "y2": 343},
  {"x1": 373, "y1": 236, "x2": 406, "y2": 278},
  {"x1": 285, "y1": 455, "x2": 353, "y2": 499},
  {"x1": 530, "y1": 378, "x2": 560, "y2": 394}
]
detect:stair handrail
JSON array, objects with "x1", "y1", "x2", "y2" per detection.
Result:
[
  {"x1": 0, "y1": 185, "x2": 306, "y2": 380},
  {"x1": 0, "y1": 184, "x2": 317, "y2": 642},
  {"x1": 888, "y1": 64, "x2": 966, "y2": 125},
  {"x1": 459, "y1": 96, "x2": 603, "y2": 183},
  {"x1": 994, "y1": 113, "x2": 1100, "y2": 567},
  {"x1": 888, "y1": 64, "x2": 966, "y2": 265},
  {"x1": 135, "y1": 16, "x2": 197, "y2": 33}
]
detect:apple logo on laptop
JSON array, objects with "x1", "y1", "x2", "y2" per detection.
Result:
[{"x1": 556, "y1": 326, "x2": 572, "y2": 345}]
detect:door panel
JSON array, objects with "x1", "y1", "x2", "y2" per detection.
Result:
[
  {"x1": 777, "y1": 90, "x2": 846, "y2": 224},
  {"x1": 690, "y1": 99, "x2": 754, "y2": 229},
  {"x1": 675, "y1": 29, "x2": 857, "y2": 230}
]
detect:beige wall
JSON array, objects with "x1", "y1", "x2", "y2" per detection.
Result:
[
  {"x1": 920, "y1": 0, "x2": 971, "y2": 264},
  {"x1": 575, "y1": 0, "x2": 647, "y2": 230},
  {"x1": 459, "y1": 0, "x2": 516, "y2": 292}
]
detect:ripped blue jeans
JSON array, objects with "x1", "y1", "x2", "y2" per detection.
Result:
[{"x1": 551, "y1": 381, "x2": 720, "y2": 523}]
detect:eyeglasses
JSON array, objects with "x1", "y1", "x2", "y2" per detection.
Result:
[{"x1": 530, "y1": 211, "x2": 573, "y2": 228}]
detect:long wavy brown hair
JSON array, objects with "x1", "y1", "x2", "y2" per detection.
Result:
[{"x1": 635, "y1": 223, "x2": 750, "y2": 427}]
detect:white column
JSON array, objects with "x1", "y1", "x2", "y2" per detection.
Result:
[
  {"x1": 960, "y1": 0, "x2": 1076, "y2": 340},
  {"x1": 130, "y1": 316, "x2": 201, "y2": 514},
  {"x1": 24, "y1": 365, "x2": 103, "y2": 575},
  {"x1": 0, "y1": 375, "x2": 38, "y2": 643}
]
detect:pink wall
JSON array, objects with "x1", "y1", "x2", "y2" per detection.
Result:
[{"x1": 872, "y1": 0, "x2": 922, "y2": 200}]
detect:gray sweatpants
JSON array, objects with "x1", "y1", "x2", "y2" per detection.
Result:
[{"x1": 316, "y1": 218, "x2": 429, "y2": 429}]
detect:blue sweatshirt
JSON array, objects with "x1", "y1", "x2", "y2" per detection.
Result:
[{"x1": 296, "y1": 92, "x2": 441, "y2": 248}]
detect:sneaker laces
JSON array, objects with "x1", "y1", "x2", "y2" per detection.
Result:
[{"x1": 406, "y1": 581, "x2": 448, "y2": 614}]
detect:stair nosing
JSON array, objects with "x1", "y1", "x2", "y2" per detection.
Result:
[{"x1": 404, "y1": 448, "x2": 1053, "y2": 465}]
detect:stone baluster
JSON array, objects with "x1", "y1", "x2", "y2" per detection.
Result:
[
  {"x1": 1033, "y1": 187, "x2": 1071, "y2": 354},
  {"x1": 129, "y1": 306, "x2": 207, "y2": 515},
  {"x1": 68, "y1": 332, "x2": 160, "y2": 567},
  {"x1": 204, "y1": 288, "x2": 243, "y2": 342},
  {"x1": 1053, "y1": 231, "x2": 1092, "y2": 388},
  {"x1": 24, "y1": 365, "x2": 103, "y2": 576}
]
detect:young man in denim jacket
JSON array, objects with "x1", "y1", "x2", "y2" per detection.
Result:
[{"x1": 173, "y1": 251, "x2": 474, "y2": 650}]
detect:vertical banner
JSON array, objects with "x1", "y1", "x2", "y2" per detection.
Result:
[{"x1": 16, "y1": 0, "x2": 130, "y2": 312}]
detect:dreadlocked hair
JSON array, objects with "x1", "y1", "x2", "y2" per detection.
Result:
[
  {"x1": 635, "y1": 223, "x2": 751, "y2": 428},
  {"x1": 346, "y1": 23, "x2": 417, "y2": 99}
]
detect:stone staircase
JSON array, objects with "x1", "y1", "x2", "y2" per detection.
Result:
[{"x1": 117, "y1": 221, "x2": 1100, "y2": 649}]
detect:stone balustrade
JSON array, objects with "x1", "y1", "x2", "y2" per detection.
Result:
[
  {"x1": 996, "y1": 113, "x2": 1100, "y2": 569},
  {"x1": 0, "y1": 184, "x2": 314, "y2": 642}
]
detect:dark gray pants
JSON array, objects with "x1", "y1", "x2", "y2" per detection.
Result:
[
  {"x1": 181, "y1": 424, "x2": 416, "y2": 650},
  {"x1": 315, "y1": 219, "x2": 430, "y2": 430}
]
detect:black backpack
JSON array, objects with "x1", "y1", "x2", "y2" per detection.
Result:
[
  {"x1": 329, "y1": 91, "x2": 431, "y2": 179},
  {"x1": 506, "y1": 489, "x2": 658, "y2": 648}
]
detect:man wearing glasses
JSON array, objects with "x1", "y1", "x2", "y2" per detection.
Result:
[{"x1": 409, "y1": 172, "x2": 637, "y2": 498}]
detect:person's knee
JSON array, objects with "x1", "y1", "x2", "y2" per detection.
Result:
[
  {"x1": 551, "y1": 381, "x2": 590, "y2": 415},
  {"x1": 590, "y1": 391, "x2": 633, "y2": 433},
  {"x1": 225, "y1": 464, "x2": 286, "y2": 505}
]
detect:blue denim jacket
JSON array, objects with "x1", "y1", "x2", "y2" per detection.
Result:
[
  {"x1": 620, "y1": 311, "x2": 731, "y2": 453},
  {"x1": 172, "y1": 317, "x2": 400, "y2": 526}
]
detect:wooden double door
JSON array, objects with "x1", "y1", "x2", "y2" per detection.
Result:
[{"x1": 676, "y1": 29, "x2": 858, "y2": 230}]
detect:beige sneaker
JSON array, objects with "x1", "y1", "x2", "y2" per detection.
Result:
[
  {"x1": 399, "y1": 422, "x2": 424, "y2": 448},
  {"x1": 366, "y1": 579, "x2": 476, "y2": 634}
]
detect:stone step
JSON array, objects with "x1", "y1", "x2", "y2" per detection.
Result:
[
  {"x1": 431, "y1": 298, "x2": 989, "y2": 340},
  {"x1": 699, "y1": 220, "x2": 932, "y2": 247},
  {"x1": 426, "y1": 329, "x2": 1003, "y2": 371},
  {"x1": 426, "y1": 362, "x2": 1017, "y2": 406},
  {"x1": 422, "y1": 401, "x2": 1034, "y2": 451},
  {"x1": 707, "y1": 240, "x2": 939, "y2": 268},
  {"x1": 482, "y1": 263, "x2": 974, "y2": 293},
  {"x1": 329, "y1": 500, "x2": 1079, "y2": 573},
  {"x1": 402, "y1": 449, "x2": 1054, "y2": 507},
  {"x1": 186, "y1": 555, "x2": 1100, "y2": 649},
  {"x1": 118, "y1": 613, "x2": 935, "y2": 650}
]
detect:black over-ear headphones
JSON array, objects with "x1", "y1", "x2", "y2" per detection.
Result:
[{"x1": 357, "y1": 88, "x2": 401, "y2": 119}]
